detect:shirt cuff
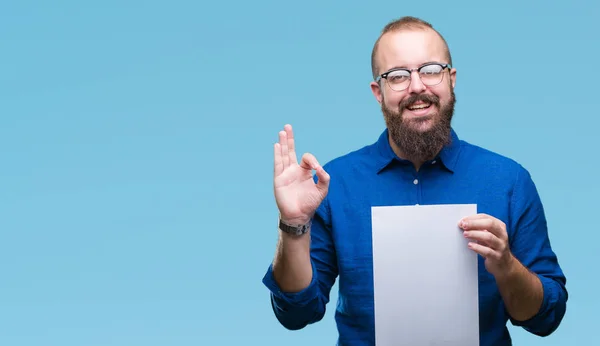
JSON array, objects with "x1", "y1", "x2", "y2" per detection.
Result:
[
  {"x1": 262, "y1": 261, "x2": 320, "y2": 308},
  {"x1": 510, "y1": 273, "x2": 564, "y2": 334}
]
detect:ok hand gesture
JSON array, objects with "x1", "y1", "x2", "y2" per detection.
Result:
[{"x1": 274, "y1": 125, "x2": 330, "y2": 225}]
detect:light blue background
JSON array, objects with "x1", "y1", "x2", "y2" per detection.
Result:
[{"x1": 1, "y1": 1, "x2": 597, "y2": 345}]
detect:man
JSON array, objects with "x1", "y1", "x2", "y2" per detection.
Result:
[{"x1": 262, "y1": 16, "x2": 567, "y2": 345}]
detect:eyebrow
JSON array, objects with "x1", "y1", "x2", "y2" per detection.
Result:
[{"x1": 387, "y1": 61, "x2": 443, "y2": 71}]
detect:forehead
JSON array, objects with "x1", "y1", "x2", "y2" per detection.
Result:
[{"x1": 377, "y1": 29, "x2": 448, "y2": 71}]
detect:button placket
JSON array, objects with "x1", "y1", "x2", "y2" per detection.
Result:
[{"x1": 412, "y1": 172, "x2": 421, "y2": 205}]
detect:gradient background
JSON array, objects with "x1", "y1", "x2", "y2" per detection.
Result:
[{"x1": 1, "y1": 0, "x2": 598, "y2": 345}]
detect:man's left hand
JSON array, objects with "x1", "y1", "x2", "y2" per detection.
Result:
[{"x1": 459, "y1": 213, "x2": 516, "y2": 279}]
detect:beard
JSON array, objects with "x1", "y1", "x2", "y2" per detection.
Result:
[{"x1": 381, "y1": 88, "x2": 456, "y2": 163}]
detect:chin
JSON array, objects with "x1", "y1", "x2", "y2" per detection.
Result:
[{"x1": 402, "y1": 112, "x2": 438, "y2": 132}]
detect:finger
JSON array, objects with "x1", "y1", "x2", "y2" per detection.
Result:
[
  {"x1": 467, "y1": 241, "x2": 495, "y2": 259},
  {"x1": 300, "y1": 153, "x2": 330, "y2": 192},
  {"x1": 299, "y1": 152, "x2": 320, "y2": 171},
  {"x1": 464, "y1": 213, "x2": 491, "y2": 220},
  {"x1": 274, "y1": 143, "x2": 283, "y2": 176},
  {"x1": 460, "y1": 219, "x2": 492, "y2": 230},
  {"x1": 463, "y1": 230, "x2": 502, "y2": 250},
  {"x1": 284, "y1": 124, "x2": 298, "y2": 164},
  {"x1": 460, "y1": 217, "x2": 505, "y2": 239},
  {"x1": 279, "y1": 131, "x2": 290, "y2": 168},
  {"x1": 459, "y1": 213, "x2": 491, "y2": 227}
]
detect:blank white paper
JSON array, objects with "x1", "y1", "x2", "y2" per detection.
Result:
[{"x1": 371, "y1": 204, "x2": 479, "y2": 346}]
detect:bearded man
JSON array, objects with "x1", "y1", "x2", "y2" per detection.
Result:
[{"x1": 262, "y1": 16, "x2": 568, "y2": 346}]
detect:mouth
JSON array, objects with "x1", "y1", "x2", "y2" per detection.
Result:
[{"x1": 405, "y1": 102, "x2": 433, "y2": 116}]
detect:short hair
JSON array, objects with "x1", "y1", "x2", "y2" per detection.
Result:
[{"x1": 370, "y1": 16, "x2": 453, "y2": 80}]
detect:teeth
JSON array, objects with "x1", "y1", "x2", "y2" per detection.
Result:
[{"x1": 408, "y1": 103, "x2": 431, "y2": 110}]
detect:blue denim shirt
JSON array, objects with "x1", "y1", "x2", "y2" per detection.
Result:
[{"x1": 262, "y1": 128, "x2": 567, "y2": 345}]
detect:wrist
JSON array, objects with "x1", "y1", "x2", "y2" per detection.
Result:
[
  {"x1": 494, "y1": 253, "x2": 521, "y2": 283},
  {"x1": 279, "y1": 217, "x2": 311, "y2": 237},
  {"x1": 279, "y1": 214, "x2": 313, "y2": 226}
]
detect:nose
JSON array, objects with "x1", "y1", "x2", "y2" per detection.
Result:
[{"x1": 407, "y1": 71, "x2": 426, "y2": 94}]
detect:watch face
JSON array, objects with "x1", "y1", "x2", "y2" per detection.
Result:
[
  {"x1": 290, "y1": 225, "x2": 303, "y2": 235},
  {"x1": 295, "y1": 225, "x2": 306, "y2": 235}
]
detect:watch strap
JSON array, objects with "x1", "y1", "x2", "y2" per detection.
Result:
[{"x1": 278, "y1": 218, "x2": 311, "y2": 236}]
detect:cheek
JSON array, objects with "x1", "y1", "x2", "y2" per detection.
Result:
[
  {"x1": 384, "y1": 98, "x2": 400, "y2": 113},
  {"x1": 439, "y1": 92, "x2": 453, "y2": 106},
  {"x1": 429, "y1": 87, "x2": 451, "y2": 105},
  {"x1": 382, "y1": 91, "x2": 405, "y2": 109}
]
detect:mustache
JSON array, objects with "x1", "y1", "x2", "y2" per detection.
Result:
[{"x1": 399, "y1": 93, "x2": 440, "y2": 110}]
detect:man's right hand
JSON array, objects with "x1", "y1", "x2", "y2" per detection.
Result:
[{"x1": 273, "y1": 124, "x2": 330, "y2": 226}]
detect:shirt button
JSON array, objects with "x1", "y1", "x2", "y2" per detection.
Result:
[
  {"x1": 413, "y1": 179, "x2": 419, "y2": 185},
  {"x1": 431, "y1": 160, "x2": 436, "y2": 164}
]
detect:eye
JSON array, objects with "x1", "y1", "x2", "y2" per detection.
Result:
[
  {"x1": 386, "y1": 70, "x2": 410, "y2": 82},
  {"x1": 419, "y1": 64, "x2": 443, "y2": 75}
]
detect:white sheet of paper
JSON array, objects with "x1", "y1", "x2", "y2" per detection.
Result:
[{"x1": 371, "y1": 204, "x2": 479, "y2": 346}]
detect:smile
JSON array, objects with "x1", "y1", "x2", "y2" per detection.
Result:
[{"x1": 407, "y1": 102, "x2": 432, "y2": 111}]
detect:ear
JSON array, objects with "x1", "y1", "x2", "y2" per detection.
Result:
[
  {"x1": 449, "y1": 68, "x2": 457, "y2": 89},
  {"x1": 370, "y1": 81, "x2": 383, "y2": 104}
]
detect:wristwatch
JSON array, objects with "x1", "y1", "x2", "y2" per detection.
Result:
[{"x1": 279, "y1": 218, "x2": 311, "y2": 236}]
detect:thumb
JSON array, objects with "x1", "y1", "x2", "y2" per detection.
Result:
[
  {"x1": 300, "y1": 153, "x2": 330, "y2": 193},
  {"x1": 314, "y1": 165, "x2": 330, "y2": 193}
]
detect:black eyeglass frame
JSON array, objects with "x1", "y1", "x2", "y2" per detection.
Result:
[{"x1": 375, "y1": 62, "x2": 452, "y2": 89}]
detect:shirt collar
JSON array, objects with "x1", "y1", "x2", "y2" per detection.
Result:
[{"x1": 374, "y1": 127, "x2": 461, "y2": 173}]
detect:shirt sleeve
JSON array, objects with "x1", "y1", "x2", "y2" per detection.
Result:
[
  {"x1": 507, "y1": 166, "x2": 568, "y2": 336},
  {"x1": 261, "y1": 184, "x2": 339, "y2": 330}
]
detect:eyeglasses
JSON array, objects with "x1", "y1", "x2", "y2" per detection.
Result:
[{"x1": 375, "y1": 63, "x2": 451, "y2": 91}]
